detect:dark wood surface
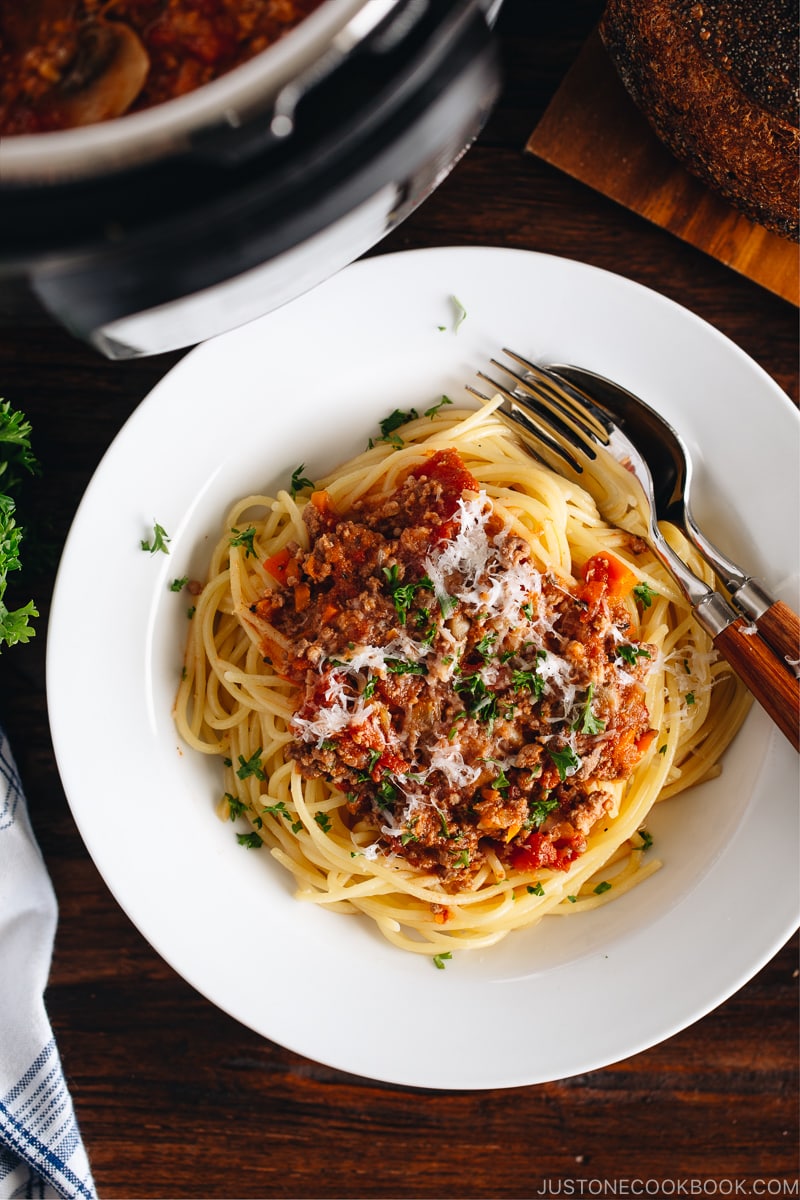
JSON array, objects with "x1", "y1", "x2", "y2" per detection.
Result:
[{"x1": 1, "y1": 3, "x2": 797, "y2": 1197}]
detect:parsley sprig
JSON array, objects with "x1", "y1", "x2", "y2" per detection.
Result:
[
  {"x1": 548, "y1": 744, "x2": 581, "y2": 781},
  {"x1": 0, "y1": 400, "x2": 39, "y2": 649},
  {"x1": 424, "y1": 395, "x2": 453, "y2": 419},
  {"x1": 290, "y1": 464, "x2": 314, "y2": 497},
  {"x1": 229, "y1": 526, "x2": 257, "y2": 557},
  {"x1": 368, "y1": 408, "x2": 419, "y2": 449},
  {"x1": 571, "y1": 683, "x2": 605, "y2": 736}
]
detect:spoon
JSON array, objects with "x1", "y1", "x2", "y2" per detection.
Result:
[{"x1": 548, "y1": 363, "x2": 800, "y2": 678}]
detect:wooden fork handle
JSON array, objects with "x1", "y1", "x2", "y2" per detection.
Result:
[
  {"x1": 713, "y1": 618, "x2": 800, "y2": 751},
  {"x1": 753, "y1": 600, "x2": 800, "y2": 678}
]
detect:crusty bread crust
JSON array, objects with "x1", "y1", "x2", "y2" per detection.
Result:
[{"x1": 600, "y1": 0, "x2": 799, "y2": 240}]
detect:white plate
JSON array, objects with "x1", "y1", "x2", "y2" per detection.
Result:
[{"x1": 47, "y1": 247, "x2": 800, "y2": 1089}]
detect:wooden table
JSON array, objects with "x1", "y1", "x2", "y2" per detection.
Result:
[{"x1": 1, "y1": 2, "x2": 797, "y2": 1195}]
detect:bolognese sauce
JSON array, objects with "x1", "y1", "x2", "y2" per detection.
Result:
[
  {"x1": 0, "y1": 0, "x2": 325, "y2": 134},
  {"x1": 246, "y1": 447, "x2": 657, "y2": 892}
]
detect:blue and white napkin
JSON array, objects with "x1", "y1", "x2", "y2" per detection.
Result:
[{"x1": 0, "y1": 728, "x2": 96, "y2": 1200}]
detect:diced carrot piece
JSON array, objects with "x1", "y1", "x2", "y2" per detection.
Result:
[
  {"x1": 263, "y1": 547, "x2": 291, "y2": 584},
  {"x1": 582, "y1": 553, "x2": 638, "y2": 599},
  {"x1": 293, "y1": 582, "x2": 311, "y2": 612}
]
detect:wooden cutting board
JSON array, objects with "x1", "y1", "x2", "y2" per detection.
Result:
[{"x1": 527, "y1": 30, "x2": 799, "y2": 306}]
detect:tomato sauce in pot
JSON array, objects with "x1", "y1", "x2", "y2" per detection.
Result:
[{"x1": 0, "y1": 0, "x2": 326, "y2": 134}]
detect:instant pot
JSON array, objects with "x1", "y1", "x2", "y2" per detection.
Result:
[{"x1": 0, "y1": 0, "x2": 503, "y2": 358}]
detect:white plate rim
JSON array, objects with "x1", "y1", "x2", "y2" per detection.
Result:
[{"x1": 47, "y1": 246, "x2": 800, "y2": 1089}]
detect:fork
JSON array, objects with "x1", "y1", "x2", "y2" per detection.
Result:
[
  {"x1": 547, "y1": 360, "x2": 800, "y2": 674},
  {"x1": 470, "y1": 349, "x2": 800, "y2": 752}
]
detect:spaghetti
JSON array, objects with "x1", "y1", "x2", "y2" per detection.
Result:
[{"x1": 174, "y1": 398, "x2": 749, "y2": 957}]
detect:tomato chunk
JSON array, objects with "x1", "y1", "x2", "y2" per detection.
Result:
[{"x1": 510, "y1": 830, "x2": 586, "y2": 872}]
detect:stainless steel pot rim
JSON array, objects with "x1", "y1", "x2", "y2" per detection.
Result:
[{"x1": 0, "y1": 0, "x2": 387, "y2": 184}]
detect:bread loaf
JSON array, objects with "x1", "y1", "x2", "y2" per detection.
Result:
[{"x1": 600, "y1": 0, "x2": 799, "y2": 240}]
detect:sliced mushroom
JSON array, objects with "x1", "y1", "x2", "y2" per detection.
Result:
[{"x1": 49, "y1": 19, "x2": 150, "y2": 126}]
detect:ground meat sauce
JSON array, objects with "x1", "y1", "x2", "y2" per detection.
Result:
[
  {"x1": 0, "y1": 0, "x2": 324, "y2": 134},
  {"x1": 252, "y1": 448, "x2": 657, "y2": 891}
]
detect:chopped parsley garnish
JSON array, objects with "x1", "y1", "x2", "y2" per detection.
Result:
[
  {"x1": 355, "y1": 750, "x2": 381, "y2": 784},
  {"x1": 369, "y1": 408, "x2": 418, "y2": 448},
  {"x1": 451, "y1": 295, "x2": 467, "y2": 332},
  {"x1": 566, "y1": 894, "x2": 577, "y2": 904},
  {"x1": 376, "y1": 777, "x2": 397, "y2": 807},
  {"x1": 526, "y1": 794, "x2": 558, "y2": 828},
  {"x1": 263, "y1": 800, "x2": 291, "y2": 821},
  {"x1": 382, "y1": 566, "x2": 434, "y2": 626},
  {"x1": 141, "y1": 521, "x2": 170, "y2": 555},
  {"x1": 424, "y1": 395, "x2": 453, "y2": 419},
  {"x1": 169, "y1": 576, "x2": 189, "y2": 592},
  {"x1": 637, "y1": 828, "x2": 654, "y2": 851},
  {"x1": 448, "y1": 711, "x2": 467, "y2": 740},
  {"x1": 224, "y1": 793, "x2": 247, "y2": 820},
  {"x1": 362, "y1": 676, "x2": 377, "y2": 700},
  {"x1": 313, "y1": 811, "x2": 332, "y2": 833},
  {"x1": 475, "y1": 630, "x2": 498, "y2": 660},
  {"x1": 236, "y1": 832, "x2": 262, "y2": 849},
  {"x1": 290, "y1": 464, "x2": 314, "y2": 497},
  {"x1": 511, "y1": 666, "x2": 545, "y2": 699},
  {"x1": 382, "y1": 408, "x2": 418, "y2": 436},
  {"x1": 385, "y1": 658, "x2": 427, "y2": 676},
  {"x1": 454, "y1": 673, "x2": 498, "y2": 722},
  {"x1": 437, "y1": 590, "x2": 458, "y2": 619},
  {"x1": 633, "y1": 581, "x2": 657, "y2": 608},
  {"x1": 593, "y1": 881, "x2": 612, "y2": 895},
  {"x1": 492, "y1": 766, "x2": 510, "y2": 792},
  {"x1": 617, "y1": 643, "x2": 651, "y2": 666},
  {"x1": 572, "y1": 683, "x2": 605, "y2": 736},
  {"x1": 527, "y1": 882, "x2": 545, "y2": 897},
  {"x1": 685, "y1": 691, "x2": 696, "y2": 705},
  {"x1": 236, "y1": 748, "x2": 266, "y2": 781},
  {"x1": 454, "y1": 850, "x2": 470, "y2": 869},
  {"x1": 229, "y1": 526, "x2": 257, "y2": 557},
  {"x1": 432, "y1": 952, "x2": 452, "y2": 970},
  {"x1": 186, "y1": 606, "x2": 196, "y2": 620},
  {"x1": 548, "y1": 744, "x2": 581, "y2": 781}
]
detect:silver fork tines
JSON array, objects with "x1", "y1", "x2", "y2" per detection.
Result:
[
  {"x1": 470, "y1": 350, "x2": 652, "y2": 537},
  {"x1": 474, "y1": 349, "x2": 726, "y2": 619}
]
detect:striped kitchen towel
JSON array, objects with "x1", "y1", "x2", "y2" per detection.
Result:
[{"x1": 0, "y1": 728, "x2": 96, "y2": 1200}]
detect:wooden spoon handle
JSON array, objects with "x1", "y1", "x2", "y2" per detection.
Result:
[
  {"x1": 714, "y1": 618, "x2": 800, "y2": 751},
  {"x1": 753, "y1": 600, "x2": 800, "y2": 677}
]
